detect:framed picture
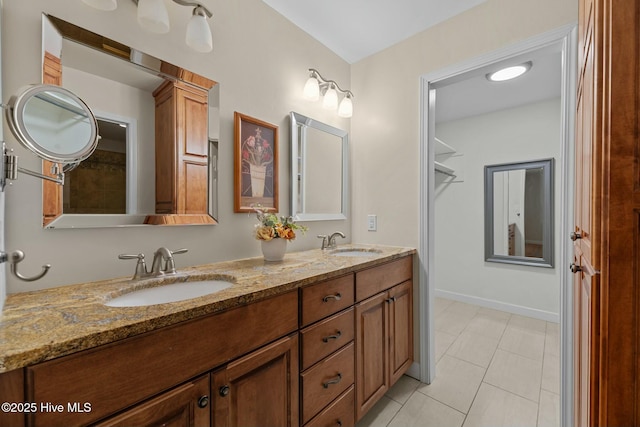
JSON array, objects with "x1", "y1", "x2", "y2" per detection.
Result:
[{"x1": 234, "y1": 112, "x2": 279, "y2": 213}]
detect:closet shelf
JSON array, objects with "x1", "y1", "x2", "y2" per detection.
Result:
[
  {"x1": 435, "y1": 137, "x2": 456, "y2": 155},
  {"x1": 435, "y1": 161, "x2": 456, "y2": 177}
]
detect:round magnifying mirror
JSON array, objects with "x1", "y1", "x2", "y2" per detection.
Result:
[{"x1": 5, "y1": 84, "x2": 99, "y2": 164}]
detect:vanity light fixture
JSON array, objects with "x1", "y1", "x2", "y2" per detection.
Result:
[
  {"x1": 486, "y1": 61, "x2": 533, "y2": 82},
  {"x1": 81, "y1": 0, "x2": 214, "y2": 53},
  {"x1": 303, "y1": 69, "x2": 354, "y2": 118}
]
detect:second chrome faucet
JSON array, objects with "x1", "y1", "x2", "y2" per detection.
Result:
[
  {"x1": 119, "y1": 247, "x2": 188, "y2": 280},
  {"x1": 318, "y1": 232, "x2": 346, "y2": 250}
]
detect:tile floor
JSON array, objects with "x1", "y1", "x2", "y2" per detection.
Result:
[{"x1": 355, "y1": 297, "x2": 560, "y2": 427}]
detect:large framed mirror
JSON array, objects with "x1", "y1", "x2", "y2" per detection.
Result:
[
  {"x1": 484, "y1": 158, "x2": 554, "y2": 267},
  {"x1": 290, "y1": 112, "x2": 348, "y2": 221},
  {"x1": 40, "y1": 14, "x2": 219, "y2": 228}
]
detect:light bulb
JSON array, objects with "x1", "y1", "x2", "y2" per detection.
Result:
[
  {"x1": 322, "y1": 85, "x2": 338, "y2": 110},
  {"x1": 137, "y1": 0, "x2": 170, "y2": 34},
  {"x1": 338, "y1": 95, "x2": 353, "y2": 118},
  {"x1": 303, "y1": 76, "x2": 320, "y2": 101},
  {"x1": 81, "y1": 0, "x2": 117, "y2": 11},
  {"x1": 186, "y1": 7, "x2": 213, "y2": 53}
]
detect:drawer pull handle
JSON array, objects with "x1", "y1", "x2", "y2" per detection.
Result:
[
  {"x1": 322, "y1": 331, "x2": 342, "y2": 342},
  {"x1": 323, "y1": 293, "x2": 342, "y2": 302},
  {"x1": 322, "y1": 373, "x2": 342, "y2": 388}
]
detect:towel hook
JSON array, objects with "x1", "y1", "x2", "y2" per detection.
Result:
[{"x1": 0, "y1": 250, "x2": 51, "y2": 282}]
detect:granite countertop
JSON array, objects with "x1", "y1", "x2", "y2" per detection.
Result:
[{"x1": 0, "y1": 244, "x2": 415, "y2": 373}]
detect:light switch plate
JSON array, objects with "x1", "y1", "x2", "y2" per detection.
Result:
[{"x1": 367, "y1": 214, "x2": 377, "y2": 231}]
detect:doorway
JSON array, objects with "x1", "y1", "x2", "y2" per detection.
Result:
[{"x1": 418, "y1": 24, "x2": 577, "y2": 426}]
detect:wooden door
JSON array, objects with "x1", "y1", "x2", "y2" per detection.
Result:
[
  {"x1": 573, "y1": 0, "x2": 640, "y2": 425},
  {"x1": 388, "y1": 280, "x2": 413, "y2": 385},
  {"x1": 212, "y1": 334, "x2": 299, "y2": 427},
  {"x1": 94, "y1": 375, "x2": 210, "y2": 427},
  {"x1": 354, "y1": 292, "x2": 388, "y2": 421}
]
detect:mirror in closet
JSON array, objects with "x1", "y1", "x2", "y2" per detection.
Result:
[
  {"x1": 484, "y1": 158, "x2": 554, "y2": 267},
  {"x1": 41, "y1": 14, "x2": 219, "y2": 228},
  {"x1": 290, "y1": 112, "x2": 348, "y2": 221}
]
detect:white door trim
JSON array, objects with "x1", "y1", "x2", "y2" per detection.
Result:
[{"x1": 418, "y1": 23, "x2": 577, "y2": 427}]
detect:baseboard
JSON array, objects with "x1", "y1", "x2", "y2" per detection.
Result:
[{"x1": 435, "y1": 289, "x2": 559, "y2": 323}]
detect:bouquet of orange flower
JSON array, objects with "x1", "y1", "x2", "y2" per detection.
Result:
[{"x1": 254, "y1": 208, "x2": 307, "y2": 241}]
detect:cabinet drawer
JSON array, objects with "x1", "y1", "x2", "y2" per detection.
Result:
[
  {"x1": 300, "y1": 274, "x2": 354, "y2": 326},
  {"x1": 356, "y1": 256, "x2": 412, "y2": 302},
  {"x1": 305, "y1": 385, "x2": 355, "y2": 427},
  {"x1": 301, "y1": 342, "x2": 354, "y2": 424},
  {"x1": 301, "y1": 308, "x2": 354, "y2": 370}
]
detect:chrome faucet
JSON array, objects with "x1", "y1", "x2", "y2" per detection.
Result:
[
  {"x1": 151, "y1": 247, "x2": 188, "y2": 276},
  {"x1": 328, "y1": 232, "x2": 346, "y2": 248},
  {"x1": 119, "y1": 247, "x2": 188, "y2": 279},
  {"x1": 318, "y1": 232, "x2": 346, "y2": 250}
]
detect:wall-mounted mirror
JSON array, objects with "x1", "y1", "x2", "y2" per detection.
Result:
[
  {"x1": 2, "y1": 84, "x2": 99, "y2": 190},
  {"x1": 40, "y1": 14, "x2": 219, "y2": 228},
  {"x1": 290, "y1": 112, "x2": 348, "y2": 221},
  {"x1": 484, "y1": 158, "x2": 554, "y2": 267}
]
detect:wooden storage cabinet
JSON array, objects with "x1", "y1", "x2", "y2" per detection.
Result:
[
  {"x1": 354, "y1": 258, "x2": 413, "y2": 421},
  {"x1": 6, "y1": 253, "x2": 414, "y2": 427},
  {"x1": 212, "y1": 334, "x2": 299, "y2": 427},
  {"x1": 149, "y1": 79, "x2": 215, "y2": 224},
  {"x1": 94, "y1": 375, "x2": 211, "y2": 427}
]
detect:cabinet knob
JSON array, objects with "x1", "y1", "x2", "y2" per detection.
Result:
[
  {"x1": 219, "y1": 385, "x2": 230, "y2": 397},
  {"x1": 322, "y1": 293, "x2": 342, "y2": 302},
  {"x1": 570, "y1": 232, "x2": 582, "y2": 241},
  {"x1": 570, "y1": 263, "x2": 582, "y2": 273},
  {"x1": 197, "y1": 395, "x2": 209, "y2": 408}
]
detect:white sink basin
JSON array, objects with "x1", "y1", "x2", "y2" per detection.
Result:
[
  {"x1": 105, "y1": 280, "x2": 233, "y2": 307},
  {"x1": 329, "y1": 248, "x2": 382, "y2": 257}
]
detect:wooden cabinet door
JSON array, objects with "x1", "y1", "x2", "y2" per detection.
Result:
[
  {"x1": 388, "y1": 280, "x2": 413, "y2": 385},
  {"x1": 212, "y1": 334, "x2": 299, "y2": 427},
  {"x1": 94, "y1": 375, "x2": 210, "y2": 427},
  {"x1": 354, "y1": 292, "x2": 388, "y2": 421}
]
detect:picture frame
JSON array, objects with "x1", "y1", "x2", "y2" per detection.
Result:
[{"x1": 234, "y1": 112, "x2": 279, "y2": 213}]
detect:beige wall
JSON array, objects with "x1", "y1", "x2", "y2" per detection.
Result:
[
  {"x1": 350, "y1": 0, "x2": 577, "y2": 247},
  {"x1": 3, "y1": 0, "x2": 351, "y2": 292}
]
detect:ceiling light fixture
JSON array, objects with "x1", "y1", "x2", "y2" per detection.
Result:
[
  {"x1": 81, "y1": 0, "x2": 214, "y2": 53},
  {"x1": 486, "y1": 61, "x2": 533, "y2": 82},
  {"x1": 303, "y1": 68, "x2": 354, "y2": 118}
]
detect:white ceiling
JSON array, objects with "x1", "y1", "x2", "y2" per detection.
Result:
[{"x1": 262, "y1": 0, "x2": 487, "y2": 64}]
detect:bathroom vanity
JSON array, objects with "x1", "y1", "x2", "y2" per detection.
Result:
[{"x1": 0, "y1": 245, "x2": 414, "y2": 427}]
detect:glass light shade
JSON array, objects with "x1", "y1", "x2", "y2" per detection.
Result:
[
  {"x1": 137, "y1": 0, "x2": 170, "y2": 34},
  {"x1": 303, "y1": 77, "x2": 320, "y2": 101},
  {"x1": 338, "y1": 96, "x2": 353, "y2": 118},
  {"x1": 487, "y1": 62, "x2": 532, "y2": 82},
  {"x1": 186, "y1": 13, "x2": 213, "y2": 53},
  {"x1": 322, "y1": 86, "x2": 338, "y2": 110},
  {"x1": 81, "y1": 0, "x2": 117, "y2": 11}
]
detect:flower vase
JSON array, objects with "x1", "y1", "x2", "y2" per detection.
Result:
[
  {"x1": 261, "y1": 238, "x2": 287, "y2": 262},
  {"x1": 250, "y1": 164, "x2": 267, "y2": 197}
]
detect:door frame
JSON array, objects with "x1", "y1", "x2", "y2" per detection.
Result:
[{"x1": 418, "y1": 23, "x2": 577, "y2": 426}]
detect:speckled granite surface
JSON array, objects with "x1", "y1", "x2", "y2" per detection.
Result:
[{"x1": 0, "y1": 244, "x2": 415, "y2": 373}]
